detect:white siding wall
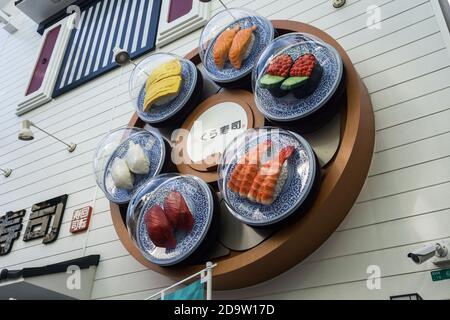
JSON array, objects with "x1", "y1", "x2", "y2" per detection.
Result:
[{"x1": 1, "y1": 0, "x2": 450, "y2": 300}]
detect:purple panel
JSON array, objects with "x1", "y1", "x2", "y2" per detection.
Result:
[
  {"x1": 26, "y1": 25, "x2": 61, "y2": 96},
  {"x1": 168, "y1": 0, "x2": 193, "y2": 23}
]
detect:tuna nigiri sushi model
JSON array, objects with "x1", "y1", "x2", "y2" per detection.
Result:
[
  {"x1": 144, "y1": 190, "x2": 195, "y2": 249},
  {"x1": 228, "y1": 142, "x2": 295, "y2": 205},
  {"x1": 163, "y1": 191, "x2": 194, "y2": 232},
  {"x1": 259, "y1": 53, "x2": 323, "y2": 99},
  {"x1": 144, "y1": 205, "x2": 176, "y2": 249}
]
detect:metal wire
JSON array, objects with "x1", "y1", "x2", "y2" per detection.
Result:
[
  {"x1": 30, "y1": 122, "x2": 73, "y2": 149},
  {"x1": 218, "y1": 0, "x2": 237, "y2": 21}
]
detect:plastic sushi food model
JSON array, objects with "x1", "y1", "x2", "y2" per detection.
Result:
[
  {"x1": 259, "y1": 53, "x2": 323, "y2": 98},
  {"x1": 227, "y1": 140, "x2": 295, "y2": 205},
  {"x1": 144, "y1": 191, "x2": 195, "y2": 249},
  {"x1": 110, "y1": 141, "x2": 150, "y2": 190},
  {"x1": 213, "y1": 25, "x2": 257, "y2": 70},
  {"x1": 144, "y1": 59, "x2": 183, "y2": 112}
]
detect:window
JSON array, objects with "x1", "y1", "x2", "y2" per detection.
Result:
[
  {"x1": 17, "y1": 15, "x2": 74, "y2": 115},
  {"x1": 156, "y1": 0, "x2": 212, "y2": 48}
]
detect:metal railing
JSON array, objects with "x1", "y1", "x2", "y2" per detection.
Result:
[{"x1": 145, "y1": 262, "x2": 217, "y2": 301}]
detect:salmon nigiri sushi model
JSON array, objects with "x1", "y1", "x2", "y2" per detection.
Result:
[
  {"x1": 200, "y1": 8, "x2": 275, "y2": 86},
  {"x1": 213, "y1": 25, "x2": 240, "y2": 69},
  {"x1": 229, "y1": 25, "x2": 257, "y2": 69},
  {"x1": 213, "y1": 25, "x2": 257, "y2": 70}
]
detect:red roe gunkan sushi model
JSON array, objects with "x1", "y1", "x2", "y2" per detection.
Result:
[
  {"x1": 259, "y1": 54, "x2": 293, "y2": 98},
  {"x1": 281, "y1": 53, "x2": 323, "y2": 99}
]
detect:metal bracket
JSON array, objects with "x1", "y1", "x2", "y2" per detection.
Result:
[
  {"x1": 332, "y1": 0, "x2": 346, "y2": 9},
  {"x1": 0, "y1": 9, "x2": 17, "y2": 34},
  {"x1": 433, "y1": 241, "x2": 450, "y2": 267}
]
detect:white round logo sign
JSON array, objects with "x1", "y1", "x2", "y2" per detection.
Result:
[{"x1": 187, "y1": 102, "x2": 248, "y2": 163}]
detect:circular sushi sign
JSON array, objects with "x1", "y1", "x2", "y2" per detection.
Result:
[
  {"x1": 174, "y1": 89, "x2": 264, "y2": 182},
  {"x1": 186, "y1": 101, "x2": 249, "y2": 164},
  {"x1": 111, "y1": 20, "x2": 375, "y2": 290}
]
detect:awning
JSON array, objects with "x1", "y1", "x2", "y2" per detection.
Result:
[{"x1": 0, "y1": 255, "x2": 100, "y2": 300}]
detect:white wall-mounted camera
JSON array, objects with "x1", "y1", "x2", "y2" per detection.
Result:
[
  {"x1": 113, "y1": 47, "x2": 131, "y2": 66},
  {"x1": 407, "y1": 241, "x2": 449, "y2": 266}
]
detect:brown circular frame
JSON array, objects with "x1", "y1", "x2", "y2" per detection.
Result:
[{"x1": 110, "y1": 20, "x2": 375, "y2": 290}]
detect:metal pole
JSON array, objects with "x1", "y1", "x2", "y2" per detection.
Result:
[
  {"x1": 130, "y1": 60, "x2": 150, "y2": 76},
  {"x1": 30, "y1": 122, "x2": 76, "y2": 151},
  {"x1": 206, "y1": 261, "x2": 213, "y2": 300},
  {"x1": 218, "y1": 0, "x2": 237, "y2": 21},
  {"x1": 145, "y1": 263, "x2": 217, "y2": 300}
]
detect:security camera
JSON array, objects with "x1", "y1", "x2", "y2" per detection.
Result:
[
  {"x1": 407, "y1": 243, "x2": 448, "y2": 265},
  {"x1": 113, "y1": 47, "x2": 131, "y2": 66}
]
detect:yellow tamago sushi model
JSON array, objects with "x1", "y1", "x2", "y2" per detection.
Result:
[{"x1": 144, "y1": 59, "x2": 182, "y2": 111}]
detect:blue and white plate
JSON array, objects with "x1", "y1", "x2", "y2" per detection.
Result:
[
  {"x1": 129, "y1": 174, "x2": 214, "y2": 266},
  {"x1": 103, "y1": 130, "x2": 166, "y2": 204},
  {"x1": 254, "y1": 34, "x2": 343, "y2": 121},
  {"x1": 203, "y1": 16, "x2": 274, "y2": 84},
  {"x1": 221, "y1": 129, "x2": 317, "y2": 227},
  {"x1": 136, "y1": 60, "x2": 197, "y2": 124}
]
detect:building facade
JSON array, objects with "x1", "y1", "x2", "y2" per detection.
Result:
[{"x1": 1, "y1": 0, "x2": 450, "y2": 299}]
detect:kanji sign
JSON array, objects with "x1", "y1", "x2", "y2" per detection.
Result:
[
  {"x1": 70, "y1": 206, "x2": 92, "y2": 234},
  {"x1": 0, "y1": 195, "x2": 69, "y2": 257},
  {"x1": 201, "y1": 120, "x2": 243, "y2": 142},
  {"x1": 23, "y1": 194, "x2": 68, "y2": 244},
  {"x1": 0, "y1": 210, "x2": 25, "y2": 256},
  {"x1": 186, "y1": 101, "x2": 249, "y2": 163}
]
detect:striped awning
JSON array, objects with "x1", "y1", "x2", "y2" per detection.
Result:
[{"x1": 53, "y1": 0, "x2": 161, "y2": 97}]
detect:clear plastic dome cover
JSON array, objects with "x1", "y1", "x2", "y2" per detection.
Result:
[
  {"x1": 129, "y1": 52, "x2": 197, "y2": 124},
  {"x1": 252, "y1": 33, "x2": 343, "y2": 122},
  {"x1": 93, "y1": 127, "x2": 166, "y2": 204},
  {"x1": 126, "y1": 173, "x2": 215, "y2": 266},
  {"x1": 199, "y1": 8, "x2": 274, "y2": 83},
  {"x1": 217, "y1": 127, "x2": 318, "y2": 226}
]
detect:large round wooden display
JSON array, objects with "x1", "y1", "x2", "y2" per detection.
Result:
[{"x1": 110, "y1": 20, "x2": 375, "y2": 290}]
